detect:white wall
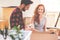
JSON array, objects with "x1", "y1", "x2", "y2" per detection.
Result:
[
  {"x1": 40, "y1": 0, "x2": 60, "y2": 12},
  {"x1": 0, "y1": 0, "x2": 21, "y2": 7},
  {"x1": 0, "y1": 0, "x2": 60, "y2": 17},
  {"x1": 0, "y1": 0, "x2": 60, "y2": 11}
]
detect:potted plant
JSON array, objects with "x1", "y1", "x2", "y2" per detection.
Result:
[{"x1": 9, "y1": 25, "x2": 23, "y2": 40}]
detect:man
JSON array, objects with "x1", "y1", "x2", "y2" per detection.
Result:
[{"x1": 10, "y1": 0, "x2": 33, "y2": 29}]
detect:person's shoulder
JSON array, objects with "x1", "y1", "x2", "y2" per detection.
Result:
[
  {"x1": 13, "y1": 8, "x2": 18, "y2": 12},
  {"x1": 10, "y1": 8, "x2": 17, "y2": 16},
  {"x1": 12, "y1": 7, "x2": 20, "y2": 13}
]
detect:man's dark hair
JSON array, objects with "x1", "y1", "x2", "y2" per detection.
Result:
[{"x1": 21, "y1": 0, "x2": 33, "y2": 5}]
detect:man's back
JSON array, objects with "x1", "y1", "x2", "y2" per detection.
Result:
[{"x1": 10, "y1": 7, "x2": 25, "y2": 29}]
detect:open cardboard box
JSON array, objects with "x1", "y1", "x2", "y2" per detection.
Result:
[{"x1": 30, "y1": 31, "x2": 58, "y2": 40}]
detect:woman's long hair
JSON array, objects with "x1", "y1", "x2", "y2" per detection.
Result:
[{"x1": 33, "y1": 4, "x2": 45, "y2": 24}]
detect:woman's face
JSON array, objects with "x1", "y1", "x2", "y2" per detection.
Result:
[{"x1": 37, "y1": 6, "x2": 44, "y2": 15}]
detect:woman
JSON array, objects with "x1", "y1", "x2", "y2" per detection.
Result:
[{"x1": 30, "y1": 4, "x2": 46, "y2": 32}]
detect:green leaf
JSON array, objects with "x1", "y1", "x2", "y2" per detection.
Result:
[{"x1": 12, "y1": 26, "x2": 18, "y2": 30}]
